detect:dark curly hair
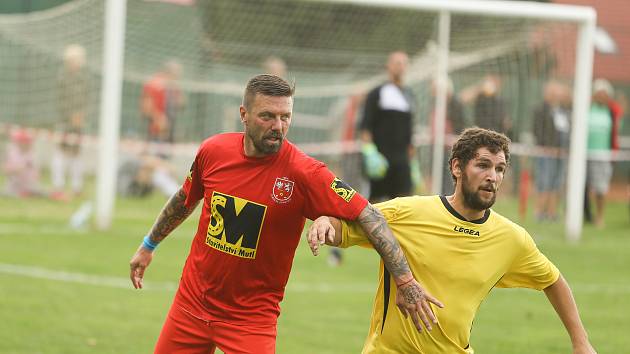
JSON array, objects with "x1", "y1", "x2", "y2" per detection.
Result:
[
  {"x1": 448, "y1": 127, "x2": 511, "y2": 183},
  {"x1": 243, "y1": 74, "x2": 295, "y2": 109}
]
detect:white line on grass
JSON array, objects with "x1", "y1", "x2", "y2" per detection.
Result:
[
  {"x1": 1, "y1": 263, "x2": 628, "y2": 294},
  {"x1": 0, "y1": 223, "x2": 69, "y2": 235},
  {"x1": 0, "y1": 263, "x2": 374, "y2": 293},
  {"x1": 0, "y1": 263, "x2": 177, "y2": 291}
]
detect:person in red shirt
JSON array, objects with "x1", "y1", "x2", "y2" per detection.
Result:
[
  {"x1": 129, "y1": 74, "x2": 442, "y2": 354},
  {"x1": 141, "y1": 60, "x2": 184, "y2": 143}
]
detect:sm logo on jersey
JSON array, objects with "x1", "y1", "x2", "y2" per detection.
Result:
[
  {"x1": 206, "y1": 191, "x2": 267, "y2": 259},
  {"x1": 330, "y1": 177, "x2": 356, "y2": 202}
]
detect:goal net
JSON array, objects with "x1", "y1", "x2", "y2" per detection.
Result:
[{"x1": 0, "y1": 0, "x2": 598, "y2": 238}]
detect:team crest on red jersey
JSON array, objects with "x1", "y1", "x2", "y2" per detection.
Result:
[{"x1": 271, "y1": 177, "x2": 294, "y2": 203}]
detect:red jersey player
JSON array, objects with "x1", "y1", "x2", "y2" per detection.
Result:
[{"x1": 129, "y1": 74, "x2": 442, "y2": 354}]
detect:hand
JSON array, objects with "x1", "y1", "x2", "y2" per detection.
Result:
[
  {"x1": 129, "y1": 245, "x2": 154, "y2": 289},
  {"x1": 396, "y1": 278, "x2": 444, "y2": 332},
  {"x1": 307, "y1": 216, "x2": 335, "y2": 256}
]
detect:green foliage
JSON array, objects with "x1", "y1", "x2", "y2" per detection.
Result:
[{"x1": 0, "y1": 194, "x2": 628, "y2": 353}]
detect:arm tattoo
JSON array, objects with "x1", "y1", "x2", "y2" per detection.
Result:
[
  {"x1": 357, "y1": 204, "x2": 411, "y2": 279},
  {"x1": 147, "y1": 188, "x2": 200, "y2": 244}
]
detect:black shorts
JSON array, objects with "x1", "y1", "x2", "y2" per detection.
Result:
[{"x1": 369, "y1": 161, "x2": 411, "y2": 202}]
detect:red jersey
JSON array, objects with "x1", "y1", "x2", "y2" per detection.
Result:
[{"x1": 177, "y1": 133, "x2": 368, "y2": 325}]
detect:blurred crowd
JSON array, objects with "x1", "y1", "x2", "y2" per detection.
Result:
[
  {"x1": 0, "y1": 46, "x2": 627, "y2": 230},
  {"x1": 350, "y1": 50, "x2": 627, "y2": 232},
  {"x1": 1, "y1": 44, "x2": 183, "y2": 202}
]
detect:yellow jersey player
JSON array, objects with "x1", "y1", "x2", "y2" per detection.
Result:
[{"x1": 308, "y1": 128, "x2": 596, "y2": 354}]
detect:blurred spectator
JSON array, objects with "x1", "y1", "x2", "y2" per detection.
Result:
[
  {"x1": 141, "y1": 60, "x2": 185, "y2": 143},
  {"x1": 431, "y1": 77, "x2": 466, "y2": 136},
  {"x1": 462, "y1": 75, "x2": 512, "y2": 138},
  {"x1": 262, "y1": 56, "x2": 287, "y2": 78},
  {"x1": 359, "y1": 51, "x2": 415, "y2": 203},
  {"x1": 462, "y1": 74, "x2": 518, "y2": 193},
  {"x1": 429, "y1": 77, "x2": 466, "y2": 195},
  {"x1": 3, "y1": 129, "x2": 44, "y2": 197},
  {"x1": 117, "y1": 152, "x2": 179, "y2": 198},
  {"x1": 585, "y1": 79, "x2": 623, "y2": 228},
  {"x1": 51, "y1": 44, "x2": 89, "y2": 199},
  {"x1": 532, "y1": 80, "x2": 571, "y2": 222}
]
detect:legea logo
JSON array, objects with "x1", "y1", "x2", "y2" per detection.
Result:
[{"x1": 453, "y1": 225, "x2": 480, "y2": 237}]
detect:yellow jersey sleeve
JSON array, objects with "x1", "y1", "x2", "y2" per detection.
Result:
[
  {"x1": 496, "y1": 229, "x2": 560, "y2": 290},
  {"x1": 339, "y1": 200, "x2": 400, "y2": 249}
]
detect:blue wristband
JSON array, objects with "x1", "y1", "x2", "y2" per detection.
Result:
[{"x1": 142, "y1": 235, "x2": 158, "y2": 251}]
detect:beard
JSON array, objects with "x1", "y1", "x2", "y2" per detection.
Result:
[
  {"x1": 248, "y1": 130, "x2": 284, "y2": 155},
  {"x1": 461, "y1": 172, "x2": 497, "y2": 211}
]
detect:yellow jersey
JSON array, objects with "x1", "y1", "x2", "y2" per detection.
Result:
[{"x1": 340, "y1": 195, "x2": 560, "y2": 353}]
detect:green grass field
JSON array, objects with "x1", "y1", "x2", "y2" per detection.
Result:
[{"x1": 0, "y1": 193, "x2": 628, "y2": 354}]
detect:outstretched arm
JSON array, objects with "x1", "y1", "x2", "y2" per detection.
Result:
[
  {"x1": 544, "y1": 275, "x2": 596, "y2": 354},
  {"x1": 307, "y1": 206, "x2": 444, "y2": 332},
  {"x1": 129, "y1": 188, "x2": 200, "y2": 289},
  {"x1": 355, "y1": 204, "x2": 413, "y2": 282}
]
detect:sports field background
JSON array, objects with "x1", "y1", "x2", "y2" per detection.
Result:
[{"x1": 0, "y1": 188, "x2": 628, "y2": 354}]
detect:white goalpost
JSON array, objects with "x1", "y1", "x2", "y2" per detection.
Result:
[{"x1": 96, "y1": 0, "x2": 127, "y2": 230}]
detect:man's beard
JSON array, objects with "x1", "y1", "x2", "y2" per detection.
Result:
[
  {"x1": 461, "y1": 172, "x2": 496, "y2": 211},
  {"x1": 249, "y1": 130, "x2": 283, "y2": 155}
]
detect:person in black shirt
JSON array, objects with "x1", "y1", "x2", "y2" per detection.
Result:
[
  {"x1": 473, "y1": 75, "x2": 511, "y2": 139},
  {"x1": 360, "y1": 51, "x2": 415, "y2": 202}
]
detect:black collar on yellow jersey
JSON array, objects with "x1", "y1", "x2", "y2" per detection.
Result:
[{"x1": 439, "y1": 195, "x2": 491, "y2": 224}]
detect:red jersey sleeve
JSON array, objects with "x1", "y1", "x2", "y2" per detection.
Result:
[
  {"x1": 302, "y1": 163, "x2": 368, "y2": 221},
  {"x1": 182, "y1": 153, "x2": 204, "y2": 208}
]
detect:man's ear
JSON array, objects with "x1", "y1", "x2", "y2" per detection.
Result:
[
  {"x1": 239, "y1": 106, "x2": 247, "y2": 125},
  {"x1": 452, "y1": 159, "x2": 462, "y2": 179}
]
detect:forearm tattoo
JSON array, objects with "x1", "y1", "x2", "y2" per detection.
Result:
[
  {"x1": 357, "y1": 204, "x2": 411, "y2": 279},
  {"x1": 148, "y1": 188, "x2": 200, "y2": 244}
]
